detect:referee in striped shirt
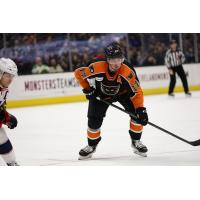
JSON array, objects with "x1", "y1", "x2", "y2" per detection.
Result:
[{"x1": 165, "y1": 39, "x2": 191, "y2": 97}]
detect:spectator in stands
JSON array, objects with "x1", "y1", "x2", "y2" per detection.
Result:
[
  {"x1": 1, "y1": 33, "x2": 199, "y2": 74},
  {"x1": 32, "y1": 56, "x2": 50, "y2": 74},
  {"x1": 58, "y1": 53, "x2": 70, "y2": 72},
  {"x1": 49, "y1": 58, "x2": 64, "y2": 73},
  {"x1": 185, "y1": 47, "x2": 195, "y2": 63},
  {"x1": 153, "y1": 46, "x2": 165, "y2": 65},
  {"x1": 129, "y1": 47, "x2": 139, "y2": 66},
  {"x1": 143, "y1": 55, "x2": 157, "y2": 66}
]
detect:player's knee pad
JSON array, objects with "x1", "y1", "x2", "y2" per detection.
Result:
[
  {"x1": 0, "y1": 139, "x2": 13, "y2": 154},
  {"x1": 88, "y1": 117, "x2": 103, "y2": 130}
]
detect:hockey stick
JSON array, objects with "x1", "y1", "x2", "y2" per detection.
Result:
[{"x1": 96, "y1": 97, "x2": 200, "y2": 146}]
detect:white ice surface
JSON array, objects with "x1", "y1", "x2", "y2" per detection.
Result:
[{"x1": 1, "y1": 92, "x2": 200, "y2": 166}]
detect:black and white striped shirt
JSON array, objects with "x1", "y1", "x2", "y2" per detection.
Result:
[{"x1": 165, "y1": 49, "x2": 185, "y2": 68}]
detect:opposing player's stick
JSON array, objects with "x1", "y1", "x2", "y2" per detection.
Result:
[{"x1": 97, "y1": 97, "x2": 200, "y2": 146}]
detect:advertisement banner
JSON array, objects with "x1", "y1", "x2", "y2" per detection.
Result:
[
  {"x1": 8, "y1": 64, "x2": 200, "y2": 101},
  {"x1": 8, "y1": 72, "x2": 81, "y2": 100}
]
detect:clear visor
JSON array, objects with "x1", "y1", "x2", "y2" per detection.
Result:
[{"x1": 107, "y1": 58, "x2": 124, "y2": 65}]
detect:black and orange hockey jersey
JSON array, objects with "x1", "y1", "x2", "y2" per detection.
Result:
[{"x1": 74, "y1": 59, "x2": 144, "y2": 108}]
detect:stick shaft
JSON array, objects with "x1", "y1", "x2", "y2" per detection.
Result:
[{"x1": 98, "y1": 98, "x2": 198, "y2": 146}]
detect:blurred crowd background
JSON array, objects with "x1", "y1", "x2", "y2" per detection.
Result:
[{"x1": 0, "y1": 33, "x2": 199, "y2": 75}]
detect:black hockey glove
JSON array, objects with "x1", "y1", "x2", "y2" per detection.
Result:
[
  {"x1": 6, "y1": 114, "x2": 18, "y2": 129},
  {"x1": 135, "y1": 107, "x2": 148, "y2": 126},
  {"x1": 83, "y1": 87, "x2": 98, "y2": 100},
  {"x1": 0, "y1": 108, "x2": 18, "y2": 129}
]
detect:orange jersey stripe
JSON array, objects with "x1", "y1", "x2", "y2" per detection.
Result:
[
  {"x1": 130, "y1": 121, "x2": 143, "y2": 133},
  {"x1": 87, "y1": 130, "x2": 101, "y2": 139}
]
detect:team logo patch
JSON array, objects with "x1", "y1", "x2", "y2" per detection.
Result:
[{"x1": 100, "y1": 83, "x2": 120, "y2": 96}]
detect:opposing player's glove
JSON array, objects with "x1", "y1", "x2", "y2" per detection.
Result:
[
  {"x1": 6, "y1": 114, "x2": 18, "y2": 129},
  {"x1": 83, "y1": 87, "x2": 98, "y2": 100},
  {"x1": 135, "y1": 107, "x2": 148, "y2": 126},
  {"x1": 0, "y1": 108, "x2": 18, "y2": 129}
]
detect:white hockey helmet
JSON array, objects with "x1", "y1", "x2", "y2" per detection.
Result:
[{"x1": 0, "y1": 58, "x2": 18, "y2": 77}]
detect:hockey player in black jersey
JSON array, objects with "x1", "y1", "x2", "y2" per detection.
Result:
[{"x1": 75, "y1": 42, "x2": 148, "y2": 159}]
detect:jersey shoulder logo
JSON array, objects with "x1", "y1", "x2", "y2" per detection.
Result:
[
  {"x1": 80, "y1": 68, "x2": 87, "y2": 78},
  {"x1": 127, "y1": 72, "x2": 134, "y2": 80},
  {"x1": 131, "y1": 81, "x2": 140, "y2": 91}
]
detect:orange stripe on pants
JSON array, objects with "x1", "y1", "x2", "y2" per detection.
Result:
[
  {"x1": 87, "y1": 130, "x2": 101, "y2": 139},
  {"x1": 130, "y1": 121, "x2": 143, "y2": 133}
]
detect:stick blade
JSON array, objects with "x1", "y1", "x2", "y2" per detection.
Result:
[{"x1": 190, "y1": 139, "x2": 200, "y2": 146}]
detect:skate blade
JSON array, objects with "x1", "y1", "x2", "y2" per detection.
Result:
[
  {"x1": 134, "y1": 150, "x2": 147, "y2": 157},
  {"x1": 78, "y1": 154, "x2": 93, "y2": 160}
]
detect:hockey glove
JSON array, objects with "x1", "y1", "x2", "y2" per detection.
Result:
[
  {"x1": 83, "y1": 87, "x2": 98, "y2": 100},
  {"x1": 6, "y1": 114, "x2": 18, "y2": 129},
  {"x1": 135, "y1": 107, "x2": 148, "y2": 126},
  {"x1": 0, "y1": 108, "x2": 18, "y2": 129}
]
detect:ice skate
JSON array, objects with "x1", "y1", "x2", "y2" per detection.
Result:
[
  {"x1": 7, "y1": 161, "x2": 19, "y2": 166},
  {"x1": 78, "y1": 145, "x2": 97, "y2": 160},
  {"x1": 132, "y1": 140, "x2": 148, "y2": 157}
]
